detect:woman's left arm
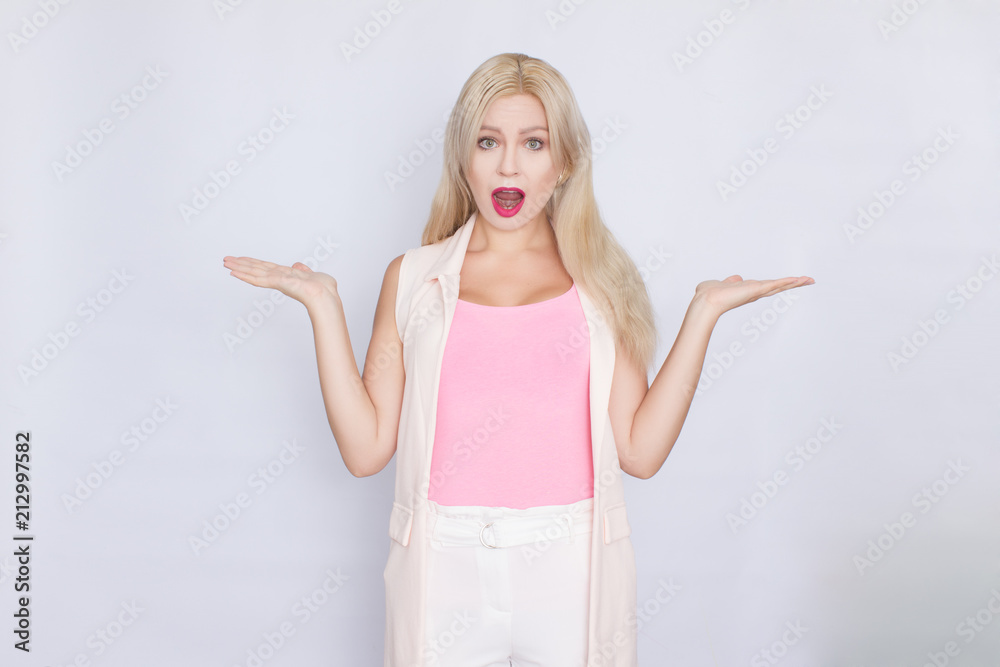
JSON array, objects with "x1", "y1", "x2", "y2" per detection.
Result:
[{"x1": 610, "y1": 274, "x2": 815, "y2": 480}]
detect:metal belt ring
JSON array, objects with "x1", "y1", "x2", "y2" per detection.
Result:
[{"x1": 479, "y1": 521, "x2": 498, "y2": 549}]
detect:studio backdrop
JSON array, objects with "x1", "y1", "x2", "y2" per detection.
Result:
[{"x1": 1, "y1": 1, "x2": 998, "y2": 665}]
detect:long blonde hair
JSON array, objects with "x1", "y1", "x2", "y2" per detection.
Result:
[{"x1": 421, "y1": 53, "x2": 657, "y2": 372}]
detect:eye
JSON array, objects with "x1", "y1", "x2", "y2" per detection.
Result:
[
  {"x1": 526, "y1": 138, "x2": 544, "y2": 150},
  {"x1": 478, "y1": 137, "x2": 497, "y2": 150}
]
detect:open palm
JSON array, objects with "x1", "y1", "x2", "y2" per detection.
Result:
[
  {"x1": 223, "y1": 256, "x2": 338, "y2": 307},
  {"x1": 695, "y1": 274, "x2": 814, "y2": 317}
]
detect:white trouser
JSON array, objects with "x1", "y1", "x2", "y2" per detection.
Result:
[{"x1": 423, "y1": 496, "x2": 594, "y2": 667}]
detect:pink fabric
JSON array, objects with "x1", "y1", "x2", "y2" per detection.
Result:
[{"x1": 427, "y1": 283, "x2": 594, "y2": 509}]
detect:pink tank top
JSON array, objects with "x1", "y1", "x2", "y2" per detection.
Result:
[{"x1": 427, "y1": 283, "x2": 594, "y2": 509}]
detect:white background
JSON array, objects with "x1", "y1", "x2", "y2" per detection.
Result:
[{"x1": 1, "y1": 1, "x2": 999, "y2": 665}]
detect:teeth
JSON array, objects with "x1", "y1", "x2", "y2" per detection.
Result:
[{"x1": 493, "y1": 191, "x2": 523, "y2": 209}]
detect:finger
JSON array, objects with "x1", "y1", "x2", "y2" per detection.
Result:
[
  {"x1": 756, "y1": 277, "x2": 812, "y2": 298},
  {"x1": 225, "y1": 258, "x2": 286, "y2": 276},
  {"x1": 224, "y1": 257, "x2": 281, "y2": 271},
  {"x1": 227, "y1": 269, "x2": 266, "y2": 286},
  {"x1": 780, "y1": 276, "x2": 814, "y2": 287},
  {"x1": 735, "y1": 277, "x2": 792, "y2": 299},
  {"x1": 225, "y1": 262, "x2": 268, "y2": 280},
  {"x1": 225, "y1": 261, "x2": 287, "y2": 286},
  {"x1": 223, "y1": 257, "x2": 260, "y2": 271}
]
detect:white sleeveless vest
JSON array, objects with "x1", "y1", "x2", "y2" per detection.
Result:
[{"x1": 383, "y1": 212, "x2": 638, "y2": 667}]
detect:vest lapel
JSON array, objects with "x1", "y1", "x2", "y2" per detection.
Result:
[
  {"x1": 421, "y1": 212, "x2": 477, "y2": 466},
  {"x1": 576, "y1": 284, "x2": 615, "y2": 479}
]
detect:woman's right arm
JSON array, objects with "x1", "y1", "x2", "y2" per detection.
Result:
[
  {"x1": 305, "y1": 254, "x2": 406, "y2": 477},
  {"x1": 223, "y1": 252, "x2": 406, "y2": 478}
]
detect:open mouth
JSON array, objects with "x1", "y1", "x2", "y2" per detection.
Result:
[{"x1": 491, "y1": 187, "x2": 525, "y2": 217}]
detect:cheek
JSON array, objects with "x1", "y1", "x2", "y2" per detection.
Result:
[
  {"x1": 466, "y1": 165, "x2": 492, "y2": 197},
  {"x1": 467, "y1": 175, "x2": 487, "y2": 199},
  {"x1": 465, "y1": 159, "x2": 483, "y2": 186}
]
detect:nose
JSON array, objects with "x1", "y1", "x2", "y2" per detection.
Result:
[{"x1": 497, "y1": 145, "x2": 519, "y2": 177}]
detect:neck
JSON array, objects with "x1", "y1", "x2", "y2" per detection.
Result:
[{"x1": 468, "y1": 212, "x2": 555, "y2": 255}]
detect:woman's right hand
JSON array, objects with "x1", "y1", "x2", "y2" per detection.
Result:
[{"x1": 223, "y1": 256, "x2": 339, "y2": 308}]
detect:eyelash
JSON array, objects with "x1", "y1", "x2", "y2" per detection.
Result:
[{"x1": 477, "y1": 136, "x2": 545, "y2": 151}]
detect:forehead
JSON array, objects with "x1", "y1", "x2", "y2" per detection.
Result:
[{"x1": 482, "y1": 94, "x2": 547, "y2": 127}]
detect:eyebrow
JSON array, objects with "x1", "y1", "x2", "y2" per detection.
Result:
[{"x1": 479, "y1": 125, "x2": 549, "y2": 134}]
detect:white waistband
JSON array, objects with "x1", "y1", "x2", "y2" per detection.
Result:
[{"x1": 426, "y1": 497, "x2": 594, "y2": 549}]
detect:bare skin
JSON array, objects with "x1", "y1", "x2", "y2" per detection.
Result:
[{"x1": 222, "y1": 93, "x2": 815, "y2": 479}]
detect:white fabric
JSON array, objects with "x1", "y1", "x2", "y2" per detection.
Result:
[{"x1": 424, "y1": 498, "x2": 594, "y2": 666}]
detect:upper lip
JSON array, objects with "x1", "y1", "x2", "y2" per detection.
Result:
[{"x1": 492, "y1": 187, "x2": 524, "y2": 196}]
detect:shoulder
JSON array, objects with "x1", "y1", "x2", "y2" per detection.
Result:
[
  {"x1": 379, "y1": 253, "x2": 405, "y2": 295},
  {"x1": 385, "y1": 252, "x2": 405, "y2": 277},
  {"x1": 397, "y1": 232, "x2": 457, "y2": 279},
  {"x1": 387, "y1": 237, "x2": 449, "y2": 328}
]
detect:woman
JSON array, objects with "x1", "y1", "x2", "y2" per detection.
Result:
[{"x1": 223, "y1": 53, "x2": 813, "y2": 667}]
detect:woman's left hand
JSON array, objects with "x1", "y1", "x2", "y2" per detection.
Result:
[{"x1": 693, "y1": 274, "x2": 815, "y2": 319}]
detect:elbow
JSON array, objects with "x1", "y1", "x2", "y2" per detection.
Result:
[
  {"x1": 342, "y1": 454, "x2": 364, "y2": 477},
  {"x1": 619, "y1": 448, "x2": 653, "y2": 480},
  {"x1": 636, "y1": 462, "x2": 663, "y2": 480},
  {"x1": 347, "y1": 464, "x2": 372, "y2": 478},
  {"x1": 626, "y1": 462, "x2": 655, "y2": 480},
  {"x1": 621, "y1": 440, "x2": 672, "y2": 480},
  {"x1": 347, "y1": 457, "x2": 382, "y2": 478},
  {"x1": 345, "y1": 445, "x2": 393, "y2": 478}
]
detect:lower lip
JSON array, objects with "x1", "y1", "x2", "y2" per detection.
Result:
[{"x1": 492, "y1": 193, "x2": 525, "y2": 218}]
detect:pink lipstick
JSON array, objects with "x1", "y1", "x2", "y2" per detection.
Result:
[{"x1": 491, "y1": 187, "x2": 525, "y2": 217}]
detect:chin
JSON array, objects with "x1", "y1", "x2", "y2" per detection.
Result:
[{"x1": 480, "y1": 210, "x2": 529, "y2": 231}]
